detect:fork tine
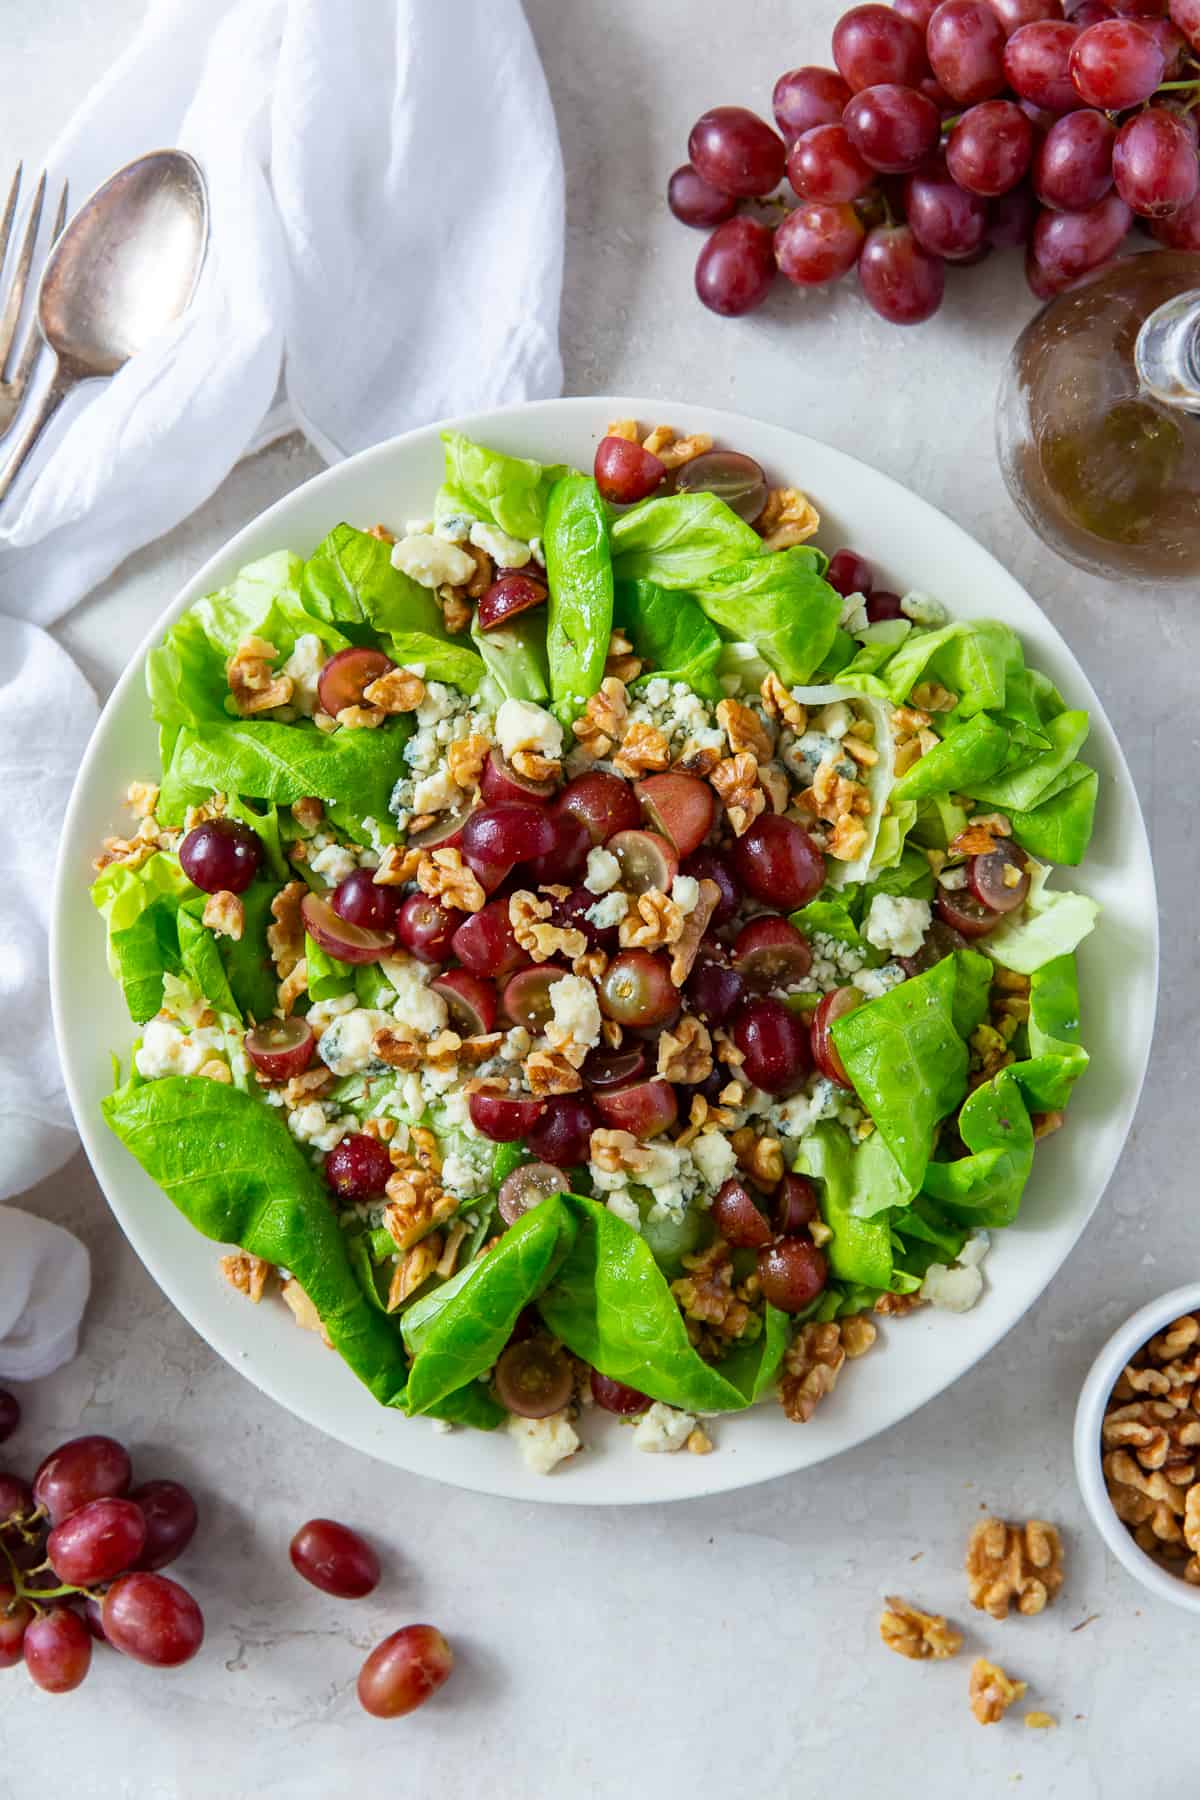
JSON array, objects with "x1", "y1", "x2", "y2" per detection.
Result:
[
  {"x1": 4, "y1": 179, "x2": 67, "y2": 403},
  {"x1": 0, "y1": 168, "x2": 45, "y2": 377},
  {"x1": 0, "y1": 164, "x2": 21, "y2": 281}
]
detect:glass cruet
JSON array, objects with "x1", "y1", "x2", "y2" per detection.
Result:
[{"x1": 996, "y1": 251, "x2": 1200, "y2": 583}]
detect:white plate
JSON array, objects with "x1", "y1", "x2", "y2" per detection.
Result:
[{"x1": 51, "y1": 397, "x2": 1158, "y2": 1505}]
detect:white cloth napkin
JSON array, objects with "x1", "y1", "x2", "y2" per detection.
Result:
[
  {"x1": 0, "y1": 1206, "x2": 90, "y2": 1381},
  {"x1": 0, "y1": 0, "x2": 564, "y2": 1357}
]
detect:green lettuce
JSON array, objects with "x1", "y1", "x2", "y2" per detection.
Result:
[
  {"x1": 795, "y1": 1125, "x2": 912, "y2": 1290},
  {"x1": 923, "y1": 1067, "x2": 1035, "y2": 1229},
  {"x1": 615, "y1": 578, "x2": 724, "y2": 700},
  {"x1": 300, "y1": 523, "x2": 440, "y2": 635},
  {"x1": 609, "y1": 492, "x2": 763, "y2": 589},
  {"x1": 970, "y1": 709, "x2": 1090, "y2": 813},
  {"x1": 470, "y1": 609, "x2": 550, "y2": 703},
  {"x1": 439, "y1": 432, "x2": 567, "y2": 541},
  {"x1": 1016, "y1": 952, "x2": 1090, "y2": 1111},
  {"x1": 891, "y1": 715, "x2": 1011, "y2": 804},
  {"x1": 92, "y1": 853, "x2": 195, "y2": 1024},
  {"x1": 689, "y1": 546, "x2": 844, "y2": 686},
  {"x1": 543, "y1": 474, "x2": 614, "y2": 724},
  {"x1": 984, "y1": 863, "x2": 1099, "y2": 974},
  {"x1": 168, "y1": 718, "x2": 409, "y2": 836},
  {"x1": 305, "y1": 934, "x2": 356, "y2": 1003},
  {"x1": 1008, "y1": 764, "x2": 1097, "y2": 866}
]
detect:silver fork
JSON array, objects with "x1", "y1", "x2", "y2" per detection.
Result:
[{"x1": 0, "y1": 165, "x2": 69, "y2": 442}]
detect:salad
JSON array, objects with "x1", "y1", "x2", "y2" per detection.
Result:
[{"x1": 92, "y1": 422, "x2": 1099, "y2": 1475}]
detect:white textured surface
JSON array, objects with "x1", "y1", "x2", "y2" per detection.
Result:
[{"x1": 3, "y1": 1, "x2": 1195, "y2": 1794}]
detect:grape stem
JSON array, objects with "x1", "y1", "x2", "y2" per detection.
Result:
[{"x1": 0, "y1": 1532, "x2": 96, "y2": 1609}]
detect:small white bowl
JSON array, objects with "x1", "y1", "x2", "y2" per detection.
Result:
[{"x1": 1074, "y1": 1283, "x2": 1200, "y2": 1613}]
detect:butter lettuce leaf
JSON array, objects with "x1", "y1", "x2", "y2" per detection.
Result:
[
  {"x1": 610, "y1": 492, "x2": 763, "y2": 589},
  {"x1": 923, "y1": 1066, "x2": 1034, "y2": 1229},
  {"x1": 300, "y1": 523, "x2": 442, "y2": 636},
  {"x1": 92, "y1": 852, "x2": 195, "y2": 1024},
  {"x1": 616, "y1": 578, "x2": 724, "y2": 700},
  {"x1": 439, "y1": 432, "x2": 567, "y2": 541},
  {"x1": 891, "y1": 714, "x2": 1011, "y2": 804},
  {"x1": 544, "y1": 474, "x2": 614, "y2": 724},
  {"x1": 969, "y1": 709, "x2": 1090, "y2": 812},
  {"x1": 169, "y1": 718, "x2": 409, "y2": 830},
  {"x1": 1009, "y1": 764, "x2": 1098, "y2": 866},
  {"x1": 470, "y1": 609, "x2": 550, "y2": 703},
  {"x1": 984, "y1": 863, "x2": 1099, "y2": 974},
  {"x1": 689, "y1": 546, "x2": 843, "y2": 687}
]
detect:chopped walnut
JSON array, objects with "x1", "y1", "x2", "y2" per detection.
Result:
[
  {"x1": 758, "y1": 761, "x2": 790, "y2": 815},
  {"x1": 969, "y1": 1659, "x2": 1027, "y2": 1726},
  {"x1": 841, "y1": 734, "x2": 878, "y2": 770},
  {"x1": 511, "y1": 746, "x2": 562, "y2": 784},
  {"x1": 363, "y1": 666, "x2": 426, "y2": 713},
  {"x1": 382, "y1": 1161, "x2": 457, "y2": 1251},
  {"x1": 227, "y1": 637, "x2": 293, "y2": 716},
  {"x1": 438, "y1": 587, "x2": 473, "y2": 635},
  {"x1": 527, "y1": 1049, "x2": 584, "y2": 1095},
  {"x1": 760, "y1": 672, "x2": 807, "y2": 733},
  {"x1": 445, "y1": 733, "x2": 490, "y2": 794},
  {"x1": 373, "y1": 844, "x2": 423, "y2": 886},
  {"x1": 587, "y1": 1127, "x2": 675, "y2": 1181},
  {"x1": 368, "y1": 522, "x2": 396, "y2": 544},
  {"x1": 730, "y1": 1125, "x2": 784, "y2": 1190},
  {"x1": 291, "y1": 796, "x2": 324, "y2": 831},
  {"x1": 387, "y1": 1237, "x2": 442, "y2": 1311},
  {"x1": 202, "y1": 889, "x2": 244, "y2": 941},
  {"x1": 669, "y1": 878, "x2": 721, "y2": 986},
  {"x1": 716, "y1": 697, "x2": 774, "y2": 763},
  {"x1": 687, "y1": 1427, "x2": 713, "y2": 1455},
  {"x1": 605, "y1": 418, "x2": 639, "y2": 441},
  {"x1": 277, "y1": 958, "x2": 308, "y2": 1016},
  {"x1": 671, "y1": 1241, "x2": 750, "y2": 1341},
  {"x1": 950, "y1": 816, "x2": 1014, "y2": 858},
  {"x1": 874, "y1": 1290, "x2": 923, "y2": 1317},
  {"x1": 1024, "y1": 1712, "x2": 1058, "y2": 1731},
  {"x1": 829, "y1": 815, "x2": 870, "y2": 862},
  {"x1": 418, "y1": 847, "x2": 486, "y2": 913},
  {"x1": 604, "y1": 629, "x2": 642, "y2": 684},
  {"x1": 880, "y1": 1597, "x2": 964, "y2": 1661},
  {"x1": 280, "y1": 1068, "x2": 334, "y2": 1107},
  {"x1": 711, "y1": 751, "x2": 765, "y2": 837},
  {"x1": 509, "y1": 890, "x2": 586, "y2": 961},
  {"x1": 220, "y1": 1252, "x2": 272, "y2": 1302},
  {"x1": 779, "y1": 1321, "x2": 847, "y2": 1422},
  {"x1": 1103, "y1": 1399, "x2": 1200, "y2": 1476},
  {"x1": 910, "y1": 680, "x2": 958, "y2": 714},
  {"x1": 619, "y1": 887, "x2": 685, "y2": 951},
  {"x1": 841, "y1": 1315, "x2": 878, "y2": 1358},
  {"x1": 657, "y1": 1015, "x2": 713, "y2": 1084},
  {"x1": 754, "y1": 486, "x2": 820, "y2": 550},
  {"x1": 267, "y1": 881, "x2": 306, "y2": 980},
  {"x1": 965, "y1": 1517, "x2": 1064, "y2": 1620},
  {"x1": 458, "y1": 1031, "x2": 504, "y2": 1065},
  {"x1": 196, "y1": 1059, "x2": 233, "y2": 1084},
  {"x1": 641, "y1": 424, "x2": 713, "y2": 469},
  {"x1": 335, "y1": 703, "x2": 386, "y2": 730},
  {"x1": 613, "y1": 720, "x2": 671, "y2": 779},
  {"x1": 280, "y1": 1278, "x2": 330, "y2": 1344},
  {"x1": 573, "y1": 677, "x2": 628, "y2": 758},
  {"x1": 126, "y1": 780, "x2": 160, "y2": 819}
]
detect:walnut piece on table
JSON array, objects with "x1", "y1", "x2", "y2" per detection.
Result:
[
  {"x1": 969, "y1": 1658, "x2": 1027, "y2": 1725},
  {"x1": 879, "y1": 1596, "x2": 963, "y2": 1661},
  {"x1": 965, "y1": 1516, "x2": 1064, "y2": 1620}
]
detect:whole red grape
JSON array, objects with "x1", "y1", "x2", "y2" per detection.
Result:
[
  {"x1": 927, "y1": 0, "x2": 1010, "y2": 101},
  {"x1": 1033, "y1": 108, "x2": 1116, "y2": 208},
  {"x1": 130, "y1": 1480, "x2": 198, "y2": 1572},
  {"x1": 858, "y1": 223, "x2": 946, "y2": 322},
  {"x1": 1112, "y1": 107, "x2": 1199, "y2": 215},
  {"x1": 905, "y1": 162, "x2": 990, "y2": 255},
  {"x1": 695, "y1": 217, "x2": 777, "y2": 315},
  {"x1": 774, "y1": 202, "x2": 866, "y2": 285},
  {"x1": 1004, "y1": 19, "x2": 1084, "y2": 109},
  {"x1": 772, "y1": 66, "x2": 854, "y2": 141},
  {"x1": 667, "y1": 164, "x2": 738, "y2": 228},
  {"x1": 1031, "y1": 187, "x2": 1133, "y2": 281},
  {"x1": 688, "y1": 107, "x2": 787, "y2": 197},
  {"x1": 102, "y1": 1572, "x2": 204, "y2": 1667},
  {"x1": 833, "y1": 4, "x2": 930, "y2": 89},
  {"x1": 23, "y1": 1609, "x2": 92, "y2": 1694},
  {"x1": 787, "y1": 124, "x2": 876, "y2": 202},
  {"x1": 33, "y1": 1435, "x2": 131, "y2": 1525},
  {"x1": 358, "y1": 1625, "x2": 455, "y2": 1718},
  {"x1": 843, "y1": 82, "x2": 941, "y2": 172},
  {"x1": 1153, "y1": 186, "x2": 1200, "y2": 244},
  {"x1": 946, "y1": 99, "x2": 1035, "y2": 194},
  {"x1": 290, "y1": 1518, "x2": 381, "y2": 1599},
  {"x1": 1068, "y1": 17, "x2": 1166, "y2": 106}
]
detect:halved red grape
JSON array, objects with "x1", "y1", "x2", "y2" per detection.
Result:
[
  {"x1": 325, "y1": 1133, "x2": 393, "y2": 1201},
  {"x1": 899, "y1": 917, "x2": 968, "y2": 975},
  {"x1": 695, "y1": 217, "x2": 777, "y2": 316},
  {"x1": 757, "y1": 1237, "x2": 828, "y2": 1311},
  {"x1": 667, "y1": 163, "x2": 739, "y2": 227},
  {"x1": 947, "y1": 99, "x2": 1035, "y2": 194},
  {"x1": 334, "y1": 869, "x2": 399, "y2": 932},
  {"x1": 811, "y1": 986, "x2": 867, "y2": 1088},
  {"x1": 826, "y1": 548, "x2": 875, "y2": 596},
  {"x1": 607, "y1": 828, "x2": 679, "y2": 896},
  {"x1": 599, "y1": 951, "x2": 680, "y2": 1028},
  {"x1": 773, "y1": 65, "x2": 854, "y2": 140},
  {"x1": 394, "y1": 893, "x2": 455, "y2": 964},
  {"x1": 101, "y1": 1572, "x2": 204, "y2": 1668},
  {"x1": 290, "y1": 1518, "x2": 380, "y2": 1599},
  {"x1": 582, "y1": 1045, "x2": 649, "y2": 1089},
  {"x1": 527, "y1": 1094, "x2": 597, "y2": 1168},
  {"x1": 33, "y1": 1435, "x2": 131, "y2": 1526},
  {"x1": 673, "y1": 449, "x2": 770, "y2": 523},
  {"x1": 775, "y1": 202, "x2": 866, "y2": 285},
  {"x1": 858, "y1": 223, "x2": 946, "y2": 323},
  {"x1": 1113, "y1": 107, "x2": 1199, "y2": 216},
  {"x1": 732, "y1": 816, "x2": 825, "y2": 910},
  {"x1": 833, "y1": 5, "x2": 930, "y2": 88},
  {"x1": 129, "y1": 1481, "x2": 197, "y2": 1573},
  {"x1": 495, "y1": 1340, "x2": 574, "y2": 1418},
  {"x1": 503, "y1": 965, "x2": 568, "y2": 1031},
  {"x1": 905, "y1": 163, "x2": 990, "y2": 256},
  {"x1": 788, "y1": 122, "x2": 877, "y2": 200},
  {"x1": 680, "y1": 849, "x2": 740, "y2": 925},
  {"x1": 1030, "y1": 188, "x2": 1132, "y2": 284},
  {"x1": 0, "y1": 1581, "x2": 32, "y2": 1669},
  {"x1": 732, "y1": 996, "x2": 812, "y2": 1094},
  {"x1": 481, "y1": 750, "x2": 557, "y2": 807},
  {"x1": 844, "y1": 83, "x2": 941, "y2": 172},
  {"x1": 498, "y1": 1161, "x2": 569, "y2": 1226},
  {"x1": 968, "y1": 849, "x2": 1032, "y2": 911},
  {"x1": 432, "y1": 968, "x2": 498, "y2": 1035},
  {"x1": 1004, "y1": 19, "x2": 1083, "y2": 109},
  {"x1": 592, "y1": 1076, "x2": 679, "y2": 1137},
  {"x1": 711, "y1": 1177, "x2": 773, "y2": 1248},
  {"x1": 461, "y1": 803, "x2": 557, "y2": 891},
  {"x1": 732, "y1": 915, "x2": 814, "y2": 992},
  {"x1": 1069, "y1": 17, "x2": 1165, "y2": 104},
  {"x1": 358, "y1": 1624, "x2": 454, "y2": 1718},
  {"x1": 935, "y1": 885, "x2": 1001, "y2": 936},
  {"x1": 524, "y1": 809, "x2": 591, "y2": 886},
  {"x1": 452, "y1": 897, "x2": 529, "y2": 980},
  {"x1": 0, "y1": 1391, "x2": 16, "y2": 1445},
  {"x1": 23, "y1": 1609, "x2": 91, "y2": 1693},
  {"x1": 594, "y1": 436, "x2": 667, "y2": 507},
  {"x1": 688, "y1": 106, "x2": 788, "y2": 196},
  {"x1": 1034, "y1": 108, "x2": 1115, "y2": 208},
  {"x1": 634, "y1": 772, "x2": 716, "y2": 857},
  {"x1": 686, "y1": 954, "x2": 746, "y2": 1024},
  {"x1": 301, "y1": 892, "x2": 394, "y2": 964},
  {"x1": 468, "y1": 1087, "x2": 545, "y2": 1142},
  {"x1": 179, "y1": 818, "x2": 261, "y2": 895},
  {"x1": 317, "y1": 646, "x2": 393, "y2": 718},
  {"x1": 775, "y1": 1172, "x2": 820, "y2": 1235},
  {"x1": 407, "y1": 803, "x2": 480, "y2": 854},
  {"x1": 591, "y1": 1371, "x2": 651, "y2": 1414},
  {"x1": 557, "y1": 771, "x2": 642, "y2": 846},
  {"x1": 47, "y1": 1497, "x2": 147, "y2": 1588},
  {"x1": 477, "y1": 574, "x2": 549, "y2": 631}
]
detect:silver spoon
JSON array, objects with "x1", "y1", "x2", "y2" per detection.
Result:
[{"x1": 0, "y1": 149, "x2": 209, "y2": 507}]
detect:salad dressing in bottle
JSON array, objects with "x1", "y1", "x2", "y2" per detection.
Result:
[{"x1": 996, "y1": 251, "x2": 1200, "y2": 582}]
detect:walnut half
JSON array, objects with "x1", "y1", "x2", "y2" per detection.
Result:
[{"x1": 965, "y1": 1516, "x2": 1064, "y2": 1620}]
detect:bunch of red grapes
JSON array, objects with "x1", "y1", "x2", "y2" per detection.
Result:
[{"x1": 668, "y1": 0, "x2": 1200, "y2": 324}]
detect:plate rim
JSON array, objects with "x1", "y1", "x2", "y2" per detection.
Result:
[{"x1": 50, "y1": 393, "x2": 1159, "y2": 1505}]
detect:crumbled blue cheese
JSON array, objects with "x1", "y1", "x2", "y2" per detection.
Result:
[
  {"x1": 411, "y1": 767, "x2": 460, "y2": 815},
  {"x1": 584, "y1": 845, "x2": 621, "y2": 895},
  {"x1": 495, "y1": 698, "x2": 563, "y2": 763},
  {"x1": 626, "y1": 679, "x2": 723, "y2": 758},
  {"x1": 605, "y1": 1190, "x2": 642, "y2": 1232},
  {"x1": 811, "y1": 702, "x2": 853, "y2": 739},
  {"x1": 691, "y1": 1130, "x2": 737, "y2": 1191},
  {"x1": 585, "y1": 891, "x2": 629, "y2": 930},
  {"x1": 135, "y1": 1018, "x2": 226, "y2": 1080},
  {"x1": 380, "y1": 958, "x2": 449, "y2": 1037},
  {"x1": 280, "y1": 633, "x2": 325, "y2": 718},
  {"x1": 839, "y1": 593, "x2": 870, "y2": 636},
  {"x1": 900, "y1": 591, "x2": 948, "y2": 628},
  {"x1": 864, "y1": 894, "x2": 932, "y2": 958},
  {"x1": 432, "y1": 512, "x2": 474, "y2": 544},
  {"x1": 548, "y1": 974, "x2": 603, "y2": 1053},
  {"x1": 307, "y1": 992, "x2": 357, "y2": 1030},
  {"x1": 389, "y1": 683, "x2": 494, "y2": 827},
  {"x1": 316, "y1": 1009, "x2": 395, "y2": 1077},
  {"x1": 441, "y1": 1146, "x2": 491, "y2": 1200},
  {"x1": 469, "y1": 521, "x2": 530, "y2": 568},
  {"x1": 921, "y1": 1230, "x2": 990, "y2": 1311},
  {"x1": 851, "y1": 960, "x2": 908, "y2": 999},
  {"x1": 308, "y1": 842, "x2": 358, "y2": 887},
  {"x1": 672, "y1": 874, "x2": 700, "y2": 915},
  {"x1": 391, "y1": 534, "x2": 476, "y2": 589},
  {"x1": 633, "y1": 1402, "x2": 695, "y2": 1453},
  {"x1": 403, "y1": 518, "x2": 433, "y2": 537},
  {"x1": 774, "y1": 1075, "x2": 843, "y2": 1140},
  {"x1": 784, "y1": 730, "x2": 854, "y2": 786},
  {"x1": 507, "y1": 1410, "x2": 580, "y2": 1475},
  {"x1": 287, "y1": 1101, "x2": 354, "y2": 1154},
  {"x1": 938, "y1": 865, "x2": 968, "y2": 890}
]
